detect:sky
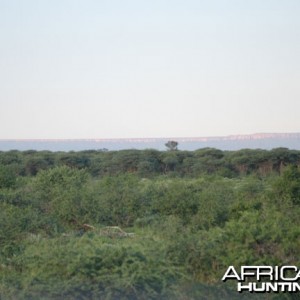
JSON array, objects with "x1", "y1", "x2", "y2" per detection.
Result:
[{"x1": 0, "y1": 0, "x2": 300, "y2": 139}]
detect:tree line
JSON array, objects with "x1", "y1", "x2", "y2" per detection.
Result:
[{"x1": 1, "y1": 147, "x2": 299, "y2": 182}]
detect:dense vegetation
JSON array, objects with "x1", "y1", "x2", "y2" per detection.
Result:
[{"x1": 1, "y1": 147, "x2": 300, "y2": 299}]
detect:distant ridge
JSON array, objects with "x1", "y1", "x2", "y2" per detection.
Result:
[
  {"x1": 2, "y1": 132, "x2": 300, "y2": 142},
  {"x1": 1, "y1": 132, "x2": 300, "y2": 151}
]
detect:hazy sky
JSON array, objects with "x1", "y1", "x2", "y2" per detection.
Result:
[{"x1": 1, "y1": 0, "x2": 299, "y2": 139}]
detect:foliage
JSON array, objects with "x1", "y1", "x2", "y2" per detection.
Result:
[
  {"x1": 0, "y1": 148, "x2": 300, "y2": 299},
  {"x1": 0, "y1": 165, "x2": 17, "y2": 189},
  {"x1": 165, "y1": 141, "x2": 178, "y2": 151}
]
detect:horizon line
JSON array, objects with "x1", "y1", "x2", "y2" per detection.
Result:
[{"x1": 1, "y1": 132, "x2": 300, "y2": 142}]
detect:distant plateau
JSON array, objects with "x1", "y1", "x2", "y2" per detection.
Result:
[{"x1": 1, "y1": 133, "x2": 300, "y2": 152}]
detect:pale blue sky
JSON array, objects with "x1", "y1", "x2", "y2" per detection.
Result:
[{"x1": 0, "y1": 0, "x2": 299, "y2": 139}]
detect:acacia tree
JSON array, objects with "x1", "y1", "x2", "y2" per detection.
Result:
[{"x1": 165, "y1": 140, "x2": 178, "y2": 151}]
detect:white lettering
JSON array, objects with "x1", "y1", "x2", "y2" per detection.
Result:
[
  {"x1": 281, "y1": 266, "x2": 298, "y2": 281},
  {"x1": 265, "y1": 282, "x2": 277, "y2": 292},
  {"x1": 292, "y1": 282, "x2": 300, "y2": 292},
  {"x1": 256, "y1": 266, "x2": 273, "y2": 281},
  {"x1": 238, "y1": 282, "x2": 253, "y2": 292},
  {"x1": 222, "y1": 266, "x2": 241, "y2": 281},
  {"x1": 241, "y1": 266, "x2": 256, "y2": 281},
  {"x1": 278, "y1": 282, "x2": 293, "y2": 292},
  {"x1": 223, "y1": 266, "x2": 300, "y2": 293}
]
